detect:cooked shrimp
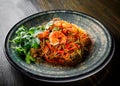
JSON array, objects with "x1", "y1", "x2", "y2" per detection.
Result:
[
  {"x1": 54, "y1": 21, "x2": 62, "y2": 27},
  {"x1": 62, "y1": 21, "x2": 78, "y2": 35},
  {"x1": 66, "y1": 27, "x2": 78, "y2": 35},
  {"x1": 62, "y1": 21, "x2": 72, "y2": 28},
  {"x1": 37, "y1": 30, "x2": 49, "y2": 39},
  {"x1": 49, "y1": 31, "x2": 67, "y2": 46}
]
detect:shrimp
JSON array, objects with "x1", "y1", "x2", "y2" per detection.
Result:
[
  {"x1": 53, "y1": 20, "x2": 78, "y2": 35},
  {"x1": 62, "y1": 21, "x2": 78, "y2": 35},
  {"x1": 54, "y1": 21, "x2": 62, "y2": 28},
  {"x1": 66, "y1": 26, "x2": 78, "y2": 35},
  {"x1": 37, "y1": 30, "x2": 49, "y2": 39},
  {"x1": 49, "y1": 31, "x2": 67, "y2": 46}
]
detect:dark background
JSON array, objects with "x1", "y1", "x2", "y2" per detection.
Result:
[{"x1": 0, "y1": 0, "x2": 120, "y2": 86}]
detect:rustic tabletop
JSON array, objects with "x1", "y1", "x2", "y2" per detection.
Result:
[{"x1": 0, "y1": 0, "x2": 120, "y2": 86}]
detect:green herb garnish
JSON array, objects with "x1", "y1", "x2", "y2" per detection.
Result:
[{"x1": 11, "y1": 25, "x2": 44, "y2": 64}]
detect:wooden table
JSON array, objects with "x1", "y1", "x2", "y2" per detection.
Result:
[{"x1": 0, "y1": 0, "x2": 120, "y2": 85}]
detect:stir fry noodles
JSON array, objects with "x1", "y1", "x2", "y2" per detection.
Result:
[{"x1": 12, "y1": 18, "x2": 92, "y2": 66}]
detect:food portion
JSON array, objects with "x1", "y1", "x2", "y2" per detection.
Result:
[{"x1": 11, "y1": 18, "x2": 92, "y2": 66}]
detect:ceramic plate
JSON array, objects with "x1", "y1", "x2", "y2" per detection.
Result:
[{"x1": 4, "y1": 10, "x2": 115, "y2": 83}]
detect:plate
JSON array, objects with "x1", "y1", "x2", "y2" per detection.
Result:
[{"x1": 4, "y1": 10, "x2": 115, "y2": 83}]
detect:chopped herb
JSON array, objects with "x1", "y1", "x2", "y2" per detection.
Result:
[
  {"x1": 25, "y1": 51, "x2": 35, "y2": 64},
  {"x1": 11, "y1": 25, "x2": 41, "y2": 64},
  {"x1": 52, "y1": 27, "x2": 60, "y2": 31},
  {"x1": 45, "y1": 21, "x2": 54, "y2": 29}
]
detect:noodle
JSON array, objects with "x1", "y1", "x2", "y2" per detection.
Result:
[{"x1": 30, "y1": 18, "x2": 92, "y2": 66}]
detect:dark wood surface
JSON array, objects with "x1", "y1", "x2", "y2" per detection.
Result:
[{"x1": 0, "y1": 0, "x2": 120, "y2": 86}]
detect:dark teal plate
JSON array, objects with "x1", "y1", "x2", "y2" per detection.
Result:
[{"x1": 4, "y1": 10, "x2": 115, "y2": 83}]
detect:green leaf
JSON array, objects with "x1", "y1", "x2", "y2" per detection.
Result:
[
  {"x1": 45, "y1": 21, "x2": 54, "y2": 29},
  {"x1": 52, "y1": 27, "x2": 60, "y2": 31},
  {"x1": 11, "y1": 25, "x2": 41, "y2": 64},
  {"x1": 13, "y1": 46, "x2": 26, "y2": 55},
  {"x1": 29, "y1": 27, "x2": 36, "y2": 35},
  {"x1": 29, "y1": 26, "x2": 45, "y2": 37},
  {"x1": 35, "y1": 37, "x2": 40, "y2": 44},
  {"x1": 37, "y1": 25, "x2": 45, "y2": 31},
  {"x1": 12, "y1": 36, "x2": 21, "y2": 44},
  {"x1": 25, "y1": 51, "x2": 35, "y2": 64},
  {"x1": 16, "y1": 25, "x2": 26, "y2": 35},
  {"x1": 31, "y1": 38, "x2": 40, "y2": 48}
]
